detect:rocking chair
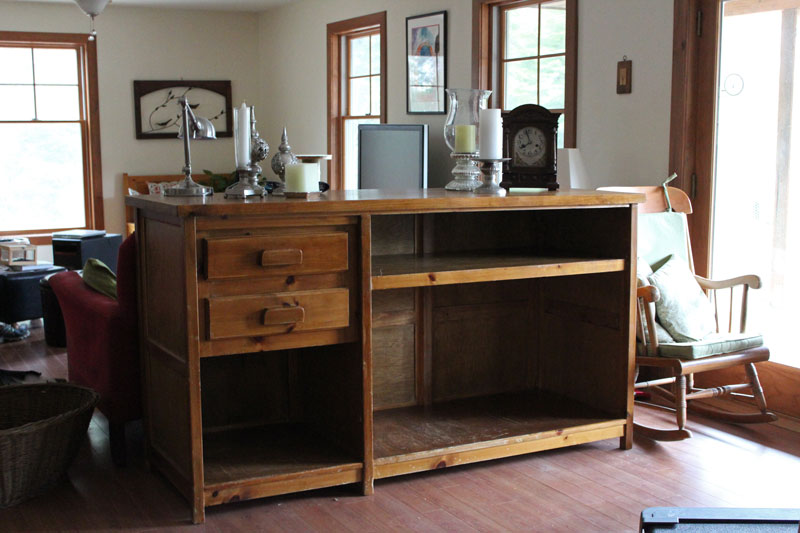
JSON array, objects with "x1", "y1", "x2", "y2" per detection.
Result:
[{"x1": 604, "y1": 185, "x2": 777, "y2": 440}]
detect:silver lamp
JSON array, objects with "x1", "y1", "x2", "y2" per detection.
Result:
[
  {"x1": 74, "y1": 0, "x2": 110, "y2": 38},
  {"x1": 164, "y1": 97, "x2": 215, "y2": 197}
]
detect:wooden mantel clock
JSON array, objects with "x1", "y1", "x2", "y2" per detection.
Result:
[{"x1": 500, "y1": 104, "x2": 561, "y2": 191}]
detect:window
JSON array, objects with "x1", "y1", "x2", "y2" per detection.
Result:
[
  {"x1": 327, "y1": 13, "x2": 387, "y2": 190},
  {"x1": 0, "y1": 32, "x2": 102, "y2": 242},
  {"x1": 474, "y1": 0, "x2": 577, "y2": 148}
]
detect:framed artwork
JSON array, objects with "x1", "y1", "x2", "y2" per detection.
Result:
[
  {"x1": 406, "y1": 10, "x2": 447, "y2": 115},
  {"x1": 133, "y1": 80, "x2": 232, "y2": 139}
]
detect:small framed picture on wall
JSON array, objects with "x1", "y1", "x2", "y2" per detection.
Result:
[{"x1": 406, "y1": 10, "x2": 447, "y2": 114}]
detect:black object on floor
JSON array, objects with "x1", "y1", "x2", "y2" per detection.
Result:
[
  {"x1": 640, "y1": 507, "x2": 800, "y2": 532},
  {"x1": 40, "y1": 274, "x2": 67, "y2": 347},
  {"x1": 0, "y1": 369, "x2": 41, "y2": 386}
]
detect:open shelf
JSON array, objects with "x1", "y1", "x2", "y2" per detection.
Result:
[
  {"x1": 202, "y1": 424, "x2": 362, "y2": 505},
  {"x1": 371, "y1": 251, "x2": 625, "y2": 290},
  {"x1": 373, "y1": 391, "x2": 625, "y2": 479}
]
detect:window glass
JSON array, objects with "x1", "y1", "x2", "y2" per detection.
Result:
[
  {"x1": 0, "y1": 86, "x2": 35, "y2": 120},
  {"x1": 33, "y1": 48, "x2": 78, "y2": 85},
  {"x1": 540, "y1": 56, "x2": 565, "y2": 109},
  {"x1": 505, "y1": 59, "x2": 538, "y2": 110},
  {"x1": 349, "y1": 36, "x2": 370, "y2": 77},
  {"x1": 505, "y1": 6, "x2": 538, "y2": 60},
  {"x1": 540, "y1": 1, "x2": 566, "y2": 55},
  {"x1": 0, "y1": 47, "x2": 34, "y2": 84},
  {"x1": 370, "y1": 76, "x2": 380, "y2": 116},
  {"x1": 349, "y1": 77, "x2": 370, "y2": 115},
  {"x1": 0, "y1": 123, "x2": 85, "y2": 232},
  {"x1": 370, "y1": 34, "x2": 381, "y2": 74},
  {"x1": 36, "y1": 85, "x2": 80, "y2": 120}
]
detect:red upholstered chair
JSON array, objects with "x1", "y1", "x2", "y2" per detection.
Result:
[{"x1": 49, "y1": 234, "x2": 140, "y2": 466}]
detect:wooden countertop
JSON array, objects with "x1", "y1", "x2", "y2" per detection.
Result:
[{"x1": 125, "y1": 188, "x2": 644, "y2": 217}]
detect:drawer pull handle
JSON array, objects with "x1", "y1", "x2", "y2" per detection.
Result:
[
  {"x1": 263, "y1": 306, "x2": 306, "y2": 325},
  {"x1": 261, "y1": 249, "x2": 303, "y2": 267}
]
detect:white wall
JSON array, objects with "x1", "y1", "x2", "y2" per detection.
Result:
[
  {"x1": 577, "y1": 0, "x2": 674, "y2": 187},
  {"x1": 0, "y1": 3, "x2": 261, "y2": 235},
  {"x1": 257, "y1": 0, "x2": 674, "y2": 190}
]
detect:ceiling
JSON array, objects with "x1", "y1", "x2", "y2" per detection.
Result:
[{"x1": 12, "y1": 0, "x2": 296, "y2": 12}]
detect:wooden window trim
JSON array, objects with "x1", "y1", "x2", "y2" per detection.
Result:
[
  {"x1": 472, "y1": 0, "x2": 577, "y2": 147},
  {"x1": 327, "y1": 12, "x2": 387, "y2": 191},
  {"x1": 0, "y1": 32, "x2": 103, "y2": 245}
]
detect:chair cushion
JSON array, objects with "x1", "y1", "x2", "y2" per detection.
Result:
[
  {"x1": 638, "y1": 211, "x2": 692, "y2": 272},
  {"x1": 636, "y1": 260, "x2": 675, "y2": 344},
  {"x1": 82, "y1": 258, "x2": 117, "y2": 300},
  {"x1": 648, "y1": 255, "x2": 717, "y2": 342},
  {"x1": 655, "y1": 332, "x2": 764, "y2": 359}
]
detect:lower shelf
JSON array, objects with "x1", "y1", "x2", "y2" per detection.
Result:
[
  {"x1": 202, "y1": 424, "x2": 362, "y2": 506},
  {"x1": 373, "y1": 390, "x2": 625, "y2": 479}
]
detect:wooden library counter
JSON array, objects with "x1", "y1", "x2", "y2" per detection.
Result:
[{"x1": 127, "y1": 189, "x2": 643, "y2": 523}]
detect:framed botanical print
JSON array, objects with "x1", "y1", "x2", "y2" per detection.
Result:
[
  {"x1": 406, "y1": 11, "x2": 447, "y2": 114},
  {"x1": 133, "y1": 80, "x2": 232, "y2": 139}
]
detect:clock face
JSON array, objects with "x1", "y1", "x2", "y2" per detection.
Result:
[{"x1": 513, "y1": 126, "x2": 547, "y2": 167}]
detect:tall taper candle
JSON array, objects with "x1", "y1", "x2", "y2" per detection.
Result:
[
  {"x1": 478, "y1": 108, "x2": 502, "y2": 159},
  {"x1": 235, "y1": 102, "x2": 251, "y2": 168}
]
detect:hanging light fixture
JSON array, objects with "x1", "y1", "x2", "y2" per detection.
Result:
[{"x1": 74, "y1": 0, "x2": 111, "y2": 40}]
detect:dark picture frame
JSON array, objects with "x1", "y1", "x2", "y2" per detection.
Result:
[
  {"x1": 133, "y1": 80, "x2": 232, "y2": 139},
  {"x1": 406, "y1": 10, "x2": 447, "y2": 115}
]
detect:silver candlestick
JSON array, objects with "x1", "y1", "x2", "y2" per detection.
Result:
[
  {"x1": 474, "y1": 158, "x2": 510, "y2": 195},
  {"x1": 270, "y1": 127, "x2": 298, "y2": 196},
  {"x1": 225, "y1": 106, "x2": 270, "y2": 199}
]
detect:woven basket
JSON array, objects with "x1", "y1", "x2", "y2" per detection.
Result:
[{"x1": 0, "y1": 382, "x2": 98, "y2": 507}]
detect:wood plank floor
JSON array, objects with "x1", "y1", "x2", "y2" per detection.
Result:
[{"x1": 2, "y1": 323, "x2": 799, "y2": 532}]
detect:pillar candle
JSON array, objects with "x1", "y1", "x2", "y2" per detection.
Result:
[
  {"x1": 284, "y1": 163, "x2": 319, "y2": 193},
  {"x1": 454, "y1": 124, "x2": 477, "y2": 153},
  {"x1": 479, "y1": 109, "x2": 503, "y2": 159},
  {"x1": 235, "y1": 102, "x2": 251, "y2": 168}
]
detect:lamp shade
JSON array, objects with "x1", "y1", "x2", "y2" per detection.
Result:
[
  {"x1": 75, "y1": 0, "x2": 110, "y2": 17},
  {"x1": 556, "y1": 148, "x2": 589, "y2": 190},
  {"x1": 178, "y1": 117, "x2": 216, "y2": 140}
]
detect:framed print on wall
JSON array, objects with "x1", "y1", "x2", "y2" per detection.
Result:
[
  {"x1": 406, "y1": 10, "x2": 447, "y2": 114},
  {"x1": 133, "y1": 80, "x2": 232, "y2": 139}
]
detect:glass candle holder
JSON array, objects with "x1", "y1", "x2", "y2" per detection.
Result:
[{"x1": 443, "y1": 88, "x2": 491, "y2": 191}]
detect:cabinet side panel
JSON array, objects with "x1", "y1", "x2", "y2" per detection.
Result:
[
  {"x1": 373, "y1": 289, "x2": 416, "y2": 410},
  {"x1": 144, "y1": 218, "x2": 187, "y2": 360}
]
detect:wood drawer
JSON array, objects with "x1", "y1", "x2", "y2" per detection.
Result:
[
  {"x1": 203, "y1": 232, "x2": 348, "y2": 280},
  {"x1": 206, "y1": 288, "x2": 350, "y2": 340}
]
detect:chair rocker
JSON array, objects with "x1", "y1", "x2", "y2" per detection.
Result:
[{"x1": 605, "y1": 185, "x2": 777, "y2": 441}]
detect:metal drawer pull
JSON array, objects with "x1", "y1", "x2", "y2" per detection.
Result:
[
  {"x1": 260, "y1": 248, "x2": 303, "y2": 267},
  {"x1": 262, "y1": 306, "x2": 306, "y2": 325}
]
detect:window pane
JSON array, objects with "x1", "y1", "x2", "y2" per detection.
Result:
[
  {"x1": 370, "y1": 76, "x2": 380, "y2": 116},
  {"x1": 504, "y1": 59, "x2": 538, "y2": 110},
  {"x1": 0, "y1": 47, "x2": 34, "y2": 84},
  {"x1": 343, "y1": 117, "x2": 379, "y2": 190},
  {"x1": 540, "y1": 1, "x2": 567, "y2": 55},
  {"x1": 540, "y1": 56, "x2": 565, "y2": 109},
  {"x1": 371, "y1": 34, "x2": 381, "y2": 75},
  {"x1": 0, "y1": 123, "x2": 85, "y2": 232},
  {"x1": 35, "y1": 85, "x2": 80, "y2": 120},
  {"x1": 349, "y1": 36, "x2": 370, "y2": 77},
  {"x1": 0, "y1": 86, "x2": 35, "y2": 120},
  {"x1": 505, "y1": 6, "x2": 538, "y2": 60},
  {"x1": 349, "y1": 77, "x2": 371, "y2": 116},
  {"x1": 557, "y1": 113, "x2": 564, "y2": 149},
  {"x1": 33, "y1": 48, "x2": 78, "y2": 85}
]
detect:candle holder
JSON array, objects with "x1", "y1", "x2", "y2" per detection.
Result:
[
  {"x1": 225, "y1": 106, "x2": 269, "y2": 199},
  {"x1": 443, "y1": 88, "x2": 491, "y2": 191},
  {"x1": 474, "y1": 158, "x2": 510, "y2": 195},
  {"x1": 270, "y1": 127, "x2": 298, "y2": 196}
]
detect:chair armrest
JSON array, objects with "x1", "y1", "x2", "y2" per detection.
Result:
[
  {"x1": 637, "y1": 284, "x2": 660, "y2": 303},
  {"x1": 695, "y1": 274, "x2": 761, "y2": 290}
]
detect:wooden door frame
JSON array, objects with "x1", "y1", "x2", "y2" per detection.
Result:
[
  {"x1": 671, "y1": 0, "x2": 800, "y2": 421},
  {"x1": 327, "y1": 12, "x2": 387, "y2": 191}
]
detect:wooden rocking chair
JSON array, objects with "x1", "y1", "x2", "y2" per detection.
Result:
[{"x1": 604, "y1": 185, "x2": 777, "y2": 441}]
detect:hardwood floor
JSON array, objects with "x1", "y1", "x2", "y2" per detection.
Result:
[{"x1": 2, "y1": 323, "x2": 799, "y2": 532}]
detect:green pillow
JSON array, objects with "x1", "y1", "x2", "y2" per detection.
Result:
[
  {"x1": 82, "y1": 258, "x2": 117, "y2": 300},
  {"x1": 647, "y1": 255, "x2": 716, "y2": 342}
]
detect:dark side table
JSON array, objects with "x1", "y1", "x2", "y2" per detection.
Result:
[{"x1": 0, "y1": 265, "x2": 67, "y2": 324}]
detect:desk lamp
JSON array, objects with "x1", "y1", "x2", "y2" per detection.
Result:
[{"x1": 164, "y1": 96, "x2": 215, "y2": 197}]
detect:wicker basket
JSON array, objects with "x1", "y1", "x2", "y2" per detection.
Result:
[{"x1": 0, "y1": 382, "x2": 98, "y2": 507}]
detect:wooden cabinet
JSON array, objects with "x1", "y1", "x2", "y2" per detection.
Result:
[{"x1": 127, "y1": 190, "x2": 642, "y2": 523}]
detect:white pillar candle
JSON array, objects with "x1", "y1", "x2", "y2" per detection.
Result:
[
  {"x1": 454, "y1": 124, "x2": 477, "y2": 153},
  {"x1": 479, "y1": 108, "x2": 503, "y2": 159},
  {"x1": 235, "y1": 102, "x2": 251, "y2": 168},
  {"x1": 284, "y1": 163, "x2": 319, "y2": 193}
]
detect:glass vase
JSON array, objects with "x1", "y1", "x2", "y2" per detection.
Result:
[{"x1": 443, "y1": 88, "x2": 491, "y2": 191}]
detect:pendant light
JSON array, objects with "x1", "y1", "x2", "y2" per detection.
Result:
[{"x1": 74, "y1": 0, "x2": 111, "y2": 40}]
